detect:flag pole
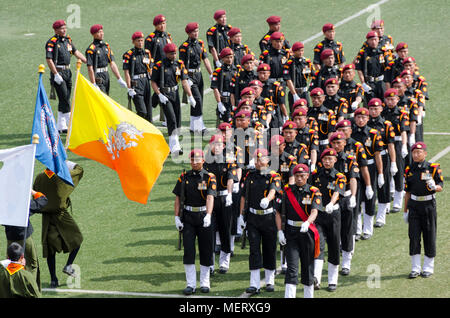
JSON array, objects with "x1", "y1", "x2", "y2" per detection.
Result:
[{"x1": 65, "y1": 59, "x2": 82, "y2": 150}]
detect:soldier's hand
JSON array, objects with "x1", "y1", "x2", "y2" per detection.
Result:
[
  {"x1": 260, "y1": 198, "x2": 269, "y2": 209},
  {"x1": 203, "y1": 213, "x2": 211, "y2": 227},
  {"x1": 325, "y1": 203, "x2": 334, "y2": 214},
  {"x1": 278, "y1": 230, "x2": 286, "y2": 245},
  {"x1": 233, "y1": 183, "x2": 240, "y2": 193},
  {"x1": 158, "y1": 93, "x2": 168, "y2": 104},
  {"x1": 349, "y1": 196, "x2": 357, "y2": 208},
  {"x1": 390, "y1": 162, "x2": 398, "y2": 175},
  {"x1": 238, "y1": 214, "x2": 246, "y2": 230},
  {"x1": 293, "y1": 94, "x2": 300, "y2": 102},
  {"x1": 217, "y1": 102, "x2": 226, "y2": 115},
  {"x1": 426, "y1": 179, "x2": 436, "y2": 191},
  {"x1": 215, "y1": 60, "x2": 222, "y2": 68},
  {"x1": 408, "y1": 134, "x2": 416, "y2": 147},
  {"x1": 128, "y1": 88, "x2": 137, "y2": 97},
  {"x1": 362, "y1": 83, "x2": 371, "y2": 92},
  {"x1": 188, "y1": 95, "x2": 196, "y2": 108},
  {"x1": 403, "y1": 210, "x2": 409, "y2": 224},
  {"x1": 365, "y1": 185, "x2": 374, "y2": 200},
  {"x1": 117, "y1": 78, "x2": 127, "y2": 89},
  {"x1": 300, "y1": 221, "x2": 310, "y2": 233},
  {"x1": 54, "y1": 73, "x2": 64, "y2": 85},
  {"x1": 402, "y1": 144, "x2": 409, "y2": 158},
  {"x1": 377, "y1": 174, "x2": 385, "y2": 188},
  {"x1": 225, "y1": 193, "x2": 233, "y2": 207},
  {"x1": 175, "y1": 216, "x2": 184, "y2": 231},
  {"x1": 351, "y1": 101, "x2": 359, "y2": 111},
  {"x1": 65, "y1": 160, "x2": 77, "y2": 170}
]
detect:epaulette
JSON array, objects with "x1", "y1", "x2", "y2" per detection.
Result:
[
  {"x1": 384, "y1": 120, "x2": 393, "y2": 125},
  {"x1": 369, "y1": 128, "x2": 378, "y2": 134},
  {"x1": 270, "y1": 171, "x2": 279, "y2": 178},
  {"x1": 311, "y1": 169, "x2": 318, "y2": 175},
  {"x1": 262, "y1": 50, "x2": 269, "y2": 56},
  {"x1": 199, "y1": 39, "x2": 204, "y2": 44},
  {"x1": 348, "y1": 154, "x2": 355, "y2": 160},
  {"x1": 405, "y1": 166, "x2": 410, "y2": 173},
  {"x1": 287, "y1": 59, "x2": 293, "y2": 65},
  {"x1": 419, "y1": 75, "x2": 426, "y2": 81},
  {"x1": 310, "y1": 186, "x2": 319, "y2": 193},
  {"x1": 182, "y1": 42, "x2": 189, "y2": 47},
  {"x1": 89, "y1": 44, "x2": 96, "y2": 50},
  {"x1": 273, "y1": 81, "x2": 280, "y2": 86},
  {"x1": 305, "y1": 58, "x2": 311, "y2": 63},
  {"x1": 337, "y1": 41, "x2": 342, "y2": 46},
  {"x1": 264, "y1": 34, "x2": 270, "y2": 41},
  {"x1": 359, "y1": 48, "x2": 365, "y2": 54},
  {"x1": 339, "y1": 97, "x2": 347, "y2": 103},
  {"x1": 309, "y1": 129, "x2": 315, "y2": 133},
  {"x1": 50, "y1": 37, "x2": 57, "y2": 43},
  {"x1": 127, "y1": 50, "x2": 133, "y2": 55},
  {"x1": 336, "y1": 172, "x2": 345, "y2": 179},
  {"x1": 156, "y1": 61, "x2": 162, "y2": 66},
  {"x1": 178, "y1": 59, "x2": 184, "y2": 64},
  {"x1": 149, "y1": 32, "x2": 155, "y2": 38},
  {"x1": 430, "y1": 163, "x2": 440, "y2": 169},
  {"x1": 317, "y1": 42, "x2": 323, "y2": 48},
  {"x1": 284, "y1": 184, "x2": 290, "y2": 189},
  {"x1": 44, "y1": 168, "x2": 55, "y2": 179},
  {"x1": 210, "y1": 26, "x2": 217, "y2": 32},
  {"x1": 288, "y1": 155, "x2": 296, "y2": 161},
  {"x1": 208, "y1": 172, "x2": 216, "y2": 179},
  {"x1": 215, "y1": 67, "x2": 222, "y2": 73}
]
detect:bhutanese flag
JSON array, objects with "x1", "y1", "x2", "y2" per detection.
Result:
[{"x1": 66, "y1": 71, "x2": 169, "y2": 204}]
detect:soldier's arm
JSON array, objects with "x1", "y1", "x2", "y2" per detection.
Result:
[
  {"x1": 203, "y1": 56, "x2": 213, "y2": 75},
  {"x1": 206, "y1": 194, "x2": 214, "y2": 215},
  {"x1": 46, "y1": 58, "x2": 58, "y2": 76},
  {"x1": 275, "y1": 210, "x2": 283, "y2": 231},
  {"x1": 87, "y1": 65, "x2": 96, "y2": 84},
  {"x1": 240, "y1": 196, "x2": 246, "y2": 215},
  {"x1": 174, "y1": 195, "x2": 181, "y2": 217},
  {"x1": 73, "y1": 50, "x2": 87, "y2": 63},
  {"x1": 361, "y1": 166, "x2": 371, "y2": 186},
  {"x1": 124, "y1": 69, "x2": 132, "y2": 89},
  {"x1": 286, "y1": 79, "x2": 296, "y2": 96},
  {"x1": 350, "y1": 177, "x2": 357, "y2": 197},
  {"x1": 375, "y1": 151, "x2": 383, "y2": 175},
  {"x1": 110, "y1": 60, "x2": 122, "y2": 80},
  {"x1": 403, "y1": 191, "x2": 410, "y2": 213},
  {"x1": 388, "y1": 142, "x2": 396, "y2": 164}
]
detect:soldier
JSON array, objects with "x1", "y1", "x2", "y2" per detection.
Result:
[
  {"x1": 403, "y1": 56, "x2": 429, "y2": 102},
  {"x1": 311, "y1": 148, "x2": 347, "y2": 291},
  {"x1": 284, "y1": 42, "x2": 313, "y2": 112},
  {"x1": 145, "y1": 14, "x2": 174, "y2": 125},
  {"x1": 339, "y1": 64, "x2": 363, "y2": 115},
  {"x1": 259, "y1": 32, "x2": 290, "y2": 83},
  {"x1": 309, "y1": 49, "x2": 341, "y2": 92},
  {"x1": 173, "y1": 149, "x2": 217, "y2": 294},
  {"x1": 45, "y1": 20, "x2": 87, "y2": 133},
  {"x1": 382, "y1": 88, "x2": 410, "y2": 213},
  {"x1": 151, "y1": 43, "x2": 196, "y2": 156},
  {"x1": 292, "y1": 106, "x2": 319, "y2": 172},
  {"x1": 211, "y1": 47, "x2": 238, "y2": 124},
  {"x1": 227, "y1": 27, "x2": 253, "y2": 67},
  {"x1": 123, "y1": 31, "x2": 153, "y2": 121},
  {"x1": 206, "y1": 10, "x2": 232, "y2": 68},
  {"x1": 329, "y1": 132, "x2": 359, "y2": 275},
  {"x1": 85, "y1": 24, "x2": 127, "y2": 95},
  {"x1": 356, "y1": 20, "x2": 394, "y2": 60},
  {"x1": 179, "y1": 22, "x2": 214, "y2": 133},
  {"x1": 323, "y1": 77, "x2": 349, "y2": 123},
  {"x1": 367, "y1": 98, "x2": 396, "y2": 228},
  {"x1": 355, "y1": 31, "x2": 394, "y2": 101},
  {"x1": 32, "y1": 161, "x2": 84, "y2": 289},
  {"x1": 238, "y1": 148, "x2": 282, "y2": 295},
  {"x1": 276, "y1": 164, "x2": 321, "y2": 298},
  {"x1": 282, "y1": 121, "x2": 310, "y2": 166},
  {"x1": 384, "y1": 42, "x2": 409, "y2": 88},
  {"x1": 307, "y1": 88, "x2": 337, "y2": 154},
  {"x1": 404, "y1": 142, "x2": 443, "y2": 279},
  {"x1": 351, "y1": 107, "x2": 384, "y2": 240},
  {"x1": 259, "y1": 15, "x2": 291, "y2": 52},
  {"x1": 203, "y1": 134, "x2": 238, "y2": 274},
  {"x1": 313, "y1": 23, "x2": 345, "y2": 70},
  {"x1": 231, "y1": 54, "x2": 258, "y2": 106}
]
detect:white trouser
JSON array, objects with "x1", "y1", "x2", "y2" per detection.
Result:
[
  {"x1": 363, "y1": 212, "x2": 374, "y2": 235},
  {"x1": 216, "y1": 232, "x2": 221, "y2": 245},
  {"x1": 230, "y1": 235, "x2": 235, "y2": 253},
  {"x1": 168, "y1": 134, "x2": 181, "y2": 153},
  {"x1": 314, "y1": 259, "x2": 324, "y2": 285},
  {"x1": 393, "y1": 191, "x2": 404, "y2": 209},
  {"x1": 265, "y1": 269, "x2": 275, "y2": 286},
  {"x1": 190, "y1": 116, "x2": 206, "y2": 132},
  {"x1": 57, "y1": 111, "x2": 70, "y2": 131},
  {"x1": 285, "y1": 284, "x2": 296, "y2": 298},
  {"x1": 411, "y1": 254, "x2": 421, "y2": 273},
  {"x1": 250, "y1": 269, "x2": 260, "y2": 289},
  {"x1": 423, "y1": 256, "x2": 434, "y2": 273},
  {"x1": 185, "y1": 264, "x2": 196, "y2": 289},
  {"x1": 376, "y1": 203, "x2": 388, "y2": 225},
  {"x1": 303, "y1": 284, "x2": 314, "y2": 298},
  {"x1": 280, "y1": 250, "x2": 287, "y2": 269},
  {"x1": 219, "y1": 251, "x2": 230, "y2": 269},
  {"x1": 341, "y1": 250, "x2": 353, "y2": 270},
  {"x1": 328, "y1": 263, "x2": 339, "y2": 285},
  {"x1": 200, "y1": 265, "x2": 210, "y2": 288}
]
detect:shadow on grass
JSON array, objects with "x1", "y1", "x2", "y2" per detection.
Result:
[
  {"x1": 136, "y1": 210, "x2": 173, "y2": 217},
  {"x1": 0, "y1": 133, "x2": 35, "y2": 148},
  {"x1": 131, "y1": 225, "x2": 173, "y2": 232},
  {"x1": 103, "y1": 254, "x2": 180, "y2": 267}
]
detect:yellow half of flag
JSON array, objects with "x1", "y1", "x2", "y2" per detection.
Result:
[{"x1": 67, "y1": 72, "x2": 170, "y2": 204}]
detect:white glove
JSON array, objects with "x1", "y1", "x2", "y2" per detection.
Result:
[
  {"x1": 300, "y1": 221, "x2": 310, "y2": 233},
  {"x1": 365, "y1": 185, "x2": 374, "y2": 200},
  {"x1": 215, "y1": 60, "x2": 222, "y2": 68},
  {"x1": 128, "y1": 88, "x2": 136, "y2": 97},
  {"x1": 233, "y1": 183, "x2": 240, "y2": 193},
  {"x1": 403, "y1": 211, "x2": 409, "y2": 224},
  {"x1": 402, "y1": 144, "x2": 408, "y2": 158},
  {"x1": 209, "y1": 73, "x2": 213, "y2": 80},
  {"x1": 349, "y1": 196, "x2": 356, "y2": 208},
  {"x1": 238, "y1": 214, "x2": 246, "y2": 231},
  {"x1": 218, "y1": 102, "x2": 226, "y2": 115},
  {"x1": 362, "y1": 83, "x2": 372, "y2": 92},
  {"x1": 54, "y1": 73, "x2": 64, "y2": 85},
  {"x1": 65, "y1": 160, "x2": 77, "y2": 170},
  {"x1": 426, "y1": 179, "x2": 436, "y2": 191},
  {"x1": 351, "y1": 101, "x2": 359, "y2": 111},
  {"x1": 248, "y1": 158, "x2": 255, "y2": 169},
  {"x1": 293, "y1": 94, "x2": 300, "y2": 102},
  {"x1": 260, "y1": 198, "x2": 270, "y2": 209},
  {"x1": 390, "y1": 162, "x2": 398, "y2": 175},
  {"x1": 188, "y1": 95, "x2": 196, "y2": 108},
  {"x1": 325, "y1": 202, "x2": 334, "y2": 214},
  {"x1": 203, "y1": 213, "x2": 211, "y2": 227},
  {"x1": 417, "y1": 113, "x2": 422, "y2": 125},
  {"x1": 278, "y1": 230, "x2": 286, "y2": 245},
  {"x1": 158, "y1": 93, "x2": 168, "y2": 104},
  {"x1": 310, "y1": 163, "x2": 316, "y2": 173},
  {"x1": 117, "y1": 78, "x2": 127, "y2": 88},
  {"x1": 225, "y1": 193, "x2": 233, "y2": 207},
  {"x1": 283, "y1": 115, "x2": 289, "y2": 124},
  {"x1": 187, "y1": 79, "x2": 193, "y2": 87},
  {"x1": 175, "y1": 216, "x2": 184, "y2": 231},
  {"x1": 408, "y1": 134, "x2": 415, "y2": 147},
  {"x1": 378, "y1": 174, "x2": 385, "y2": 188}
]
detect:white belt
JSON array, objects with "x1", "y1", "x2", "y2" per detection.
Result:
[
  {"x1": 249, "y1": 207, "x2": 273, "y2": 215},
  {"x1": 221, "y1": 92, "x2": 231, "y2": 97},
  {"x1": 394, "y1": 136, "x2": 402, "y2": 141},
  {"x1": 410, "y1": 194, "x2": 435, "y2": 202},
  {"x1": 367, "y1": 159, "x2": 375, "y2": 165},
  {"x1": 218, "y1": 190, "x2": 228, "y2": 196},
  {"x1": 380, "y1": 149, "x2": 387, "y2": 156},
  {"x1": 184, "y1": 205, "x2": 207, "y2": 212},
  {"x1": 96, "y1": 66, "x2": 108, "y2": 73},
  {"x1": 368, "y1": 75, "x2": 384, "y2": 82},
  {"x1": 287, "y1": 219, "x2": 304, "y2": 227},
  {"x1": 188, "y1": 68, "x2": 201, "y2": 73},
  {"x1": 295, "y1": 87, "x2": 308, "y2": 93},
  {"x1": 319, "y1": 139, "x2": 329, "y2": 145},
  {"x1": 56, "y1": 64, "x2": 70, "y2": 70},
  {"x1": 132, "y1": 73, "x2": 148, "y2": 79}
]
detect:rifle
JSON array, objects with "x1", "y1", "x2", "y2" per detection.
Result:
[
  {"x1": 178, "y1": 169, "x2": 186, "y2": 250},
  {"x1": 241, "y1": 177, "x2": 250, "y2": 249}
]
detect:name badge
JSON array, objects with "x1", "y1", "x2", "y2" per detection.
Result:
[
  {"x1": 421, "y1": 171, "x2": 432, "y2": 181},
  {"x1": 318, "y1": 113, "x2": 328, "y2": 121},
  {"x1": 365, "y1": 138, "x2": 372, "y2": 147},
  {"x1": 303, "y1": 68, "x2": 311, "y2": 74},
  {"x1": 198, "y1": 181, "x2": 207, "y2": 190},
  {"x1": 280, "y1": 163, "x2": 289, "y2": 172},
  {"x1": 327, "y1": 182, "x2": 335, "y2": 190},
  {"x1": 143, "y1": 57, "x2": 150, "y2": 64},
  {"x1": 302, "y1": 196, "x2": 312, "y2": 205}
]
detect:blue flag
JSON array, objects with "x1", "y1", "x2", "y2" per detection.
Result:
[{"x1": 31, "y1": 73, "x2": 73, "y2": 186}]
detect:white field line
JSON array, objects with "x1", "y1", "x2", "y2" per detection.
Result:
[{"x1": 430, "y1": 145, "x2": 450, "y2": 162}]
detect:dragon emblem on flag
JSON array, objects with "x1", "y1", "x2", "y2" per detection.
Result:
[
  {"x1": 40, "y1": 104, "x2": 60, "y2": 157},
  {"x1": 102, "y1": 122, "x2": 144, "y2": 160}
]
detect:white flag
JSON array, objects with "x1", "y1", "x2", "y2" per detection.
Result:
[{"x1": 0, "y1": 144, "x2": 36, "y2": 227}]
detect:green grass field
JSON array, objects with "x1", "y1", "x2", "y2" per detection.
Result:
[{"x1": 1, "y1": 0, "x2": 449, "y2": 298}]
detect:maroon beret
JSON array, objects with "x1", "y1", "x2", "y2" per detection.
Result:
[
  {"x1": 218, "y1": 122, "x2": 232, "y2": 131},
  {"x1": 163, "y1": 42, "x2": 177, "y2": 53},
  {"x1": 209, "y1": 134, "x2": 224, "y2": 144},
  {"x1": 240, "y1": 87, "x2": 255, "y2": 97},
  {"x1": 335, "y1": 119, "x2": 352, "y2": 129},
  {"x1": 342, "y1": 64, "x2": 355, "y2": 72},
  {"x1": 227, "y1": 27, "x2": 241, "y2": 37},
  {"x1": 395, "y1": 42, "x2": 408, "y2": 52},
  {"x1": 282, "y1": 120, "x2": 297, "y2": 131},
  {"x1": 292, "y1": 42, "x2": 304, "y2": 51},
  {"x1": 322, "y1": 23, "x2": 334, "y2": 33},
  {"x1": 266, "y1": 15, "x2": 281, "y2": 24},
  {"x1": 402, "y1": 56, "x2": 416, "y2": 65},
  {"x1": 292, "y1": 105, "x2": 308, "y2": 117},
  {"x1": 214, "y1": 9, "x2": 226, "y2": 20},
  {"x1": 366, "y1": 31, "x2": 378, "y2": 39},
  {"x1": 384, "y1": 88, "x2": 398, "y2": 98},
  {"x1": 235, "y1": 109, "x2": 251, "y2": 119},
  {"x1": 185, "y1": 22, "x2": 199, "y2": 34},
  {"x1": 310, "y1": 87, "x2": 324, "y2": 97},
  {"x1": 354, "y1": 107, "x2": 370, "y2": 117},
  {"x1": 249, "y1": 79, "x2": 263, "y2": 88},
  {"x1": 320, "y1": 49, "x2": 334, "y2": 61},
  {"x1": 253, "y1": 148, "x2": 269, "y2": 158},
  {"x1": 52, "y1": 20, "x2": 66, "y2": 30},
  {"x1": 391, "y1": 77, "x2": 406, "y2": 86},
  {"x1": 219, "y1": 47, "x2": 233, "y2": 59},
  {"x1": 189, "y1": 149, "x2": 204, "y2": 159},
  {"x1": 320, "y1": 147, "x2": 338, "y2": 160},
  {"x1": 270, "y1": 135, "x2": 285, "y2": 147},
  {"x1": 241, "y1": 54, "x2": 255, "y2": 65},
  {"x1": 90, "y1": 24, "x2": 103, "y2": 35},
  {"x1": 257, "y1": 63, "x2": 271, "y2": 72},
  {"x1": 132, "y1": 31, "x2": 144, "y2": 40},
  {"x1": 399, "y1": 70, "x2": 413, "y2": 77},
  {"x1": 153, "y1": 14, "x2": 166, "y2": 26},
  {"x1": 325, "y1": 77, "x2": 339, "y2": 87},
  {"x1": 270, "y1": 31, "x2": 283, "y2": 41},
  {"x1": 329, "y1": 131, "x2": 345, "y2": 143},
  {"x1": 411, "y1": 142, "x2": 427, "y2": 152},
  {"x1": 293, "y1": 163, "x2": 309, "y2": 174},
  {"x1": 367, "y1": 98, "x2": 383, "y2": 107}
]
